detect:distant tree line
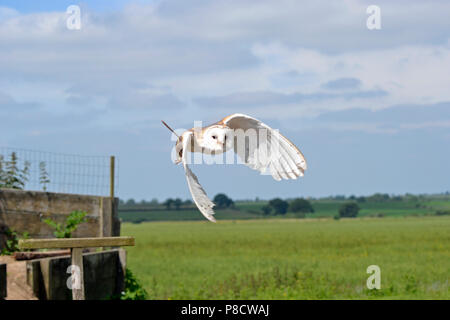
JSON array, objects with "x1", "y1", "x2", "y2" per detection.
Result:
[
  {"x1": 119, "y1": 194, "x2": 359, "y2": 219},
  {"x1": 261, "y1": 197, "x2": 314, "y2": 217},
  {"x1": 163, "y1": 198, "x2": 193, "y2": 210},
  {"x1": 322, "y1": 193, "x2": 427, "y2": 203},
  {"x1": 119, "y1": 197, "x2": 194, "y2": 210},
  {"x1": 119, "y1": 193, "x2": 235, "y2": 211},
  {"x1": 213, "y1": 193, "x2": 234, "y2": 209},
  {"x1": 120, "y1": 191, "x2": 450, "y2": 219},
  {"x1": 337, "y1": 202, "x2": 360, "y2": 218}
]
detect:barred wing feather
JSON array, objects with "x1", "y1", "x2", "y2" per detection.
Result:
[{"x1": 181, "y1": 132, "x2": 216, "y2": 222}]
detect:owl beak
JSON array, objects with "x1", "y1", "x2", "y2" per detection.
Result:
[{"x1": 221, "y1": 135, "x2": 228, "y2": 145}]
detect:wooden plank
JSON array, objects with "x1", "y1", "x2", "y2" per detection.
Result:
[
  {"x1": 13, "y1": 250, "x2": 71, "y2": 261},
  {"x1": 71, "y1": 248, "x2": 85, "y2": 300},
  {"x1": 18, "y1": 236, "x2": 135, "y2": 250}
]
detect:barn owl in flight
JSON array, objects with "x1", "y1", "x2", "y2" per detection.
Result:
[{"x1": 162, "y1": 114, "x2": 307, "y2": 222}]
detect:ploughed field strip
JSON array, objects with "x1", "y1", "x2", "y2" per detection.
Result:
[{"x1": 0, "y1": 256, "x2": 37, "y2": 300}]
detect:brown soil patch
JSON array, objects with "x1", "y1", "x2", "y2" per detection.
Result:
[{"x1": 0, "y1": 255, "x2": 37, "y2": 300}]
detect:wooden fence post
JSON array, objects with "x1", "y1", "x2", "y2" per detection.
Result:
[
  {"x1": 71, "y1": 248, "x2": 85, "y2": 300},
  {"x1": 110, "y1": 156, "x2": 115, "y2": 200},
  {"x1": 0, "y1": 263, "x2": 6, "y2": 299},
  {"x1": 109, "y1": 155, "x2": 116, "y2": 240}
]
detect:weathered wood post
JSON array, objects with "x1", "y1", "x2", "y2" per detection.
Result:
[
  {"x1": 0, "y1": 263, "x2": 6, "y2": 299},
  {"x1": 108, "y1": 155, "x2": 116, "y2": 249},
  {"x1": 19, "y1": 236, "x2": 134, "y2": 300},
  {"x1": 71, "y1": 248, "x2": 85, "y2": 300}
]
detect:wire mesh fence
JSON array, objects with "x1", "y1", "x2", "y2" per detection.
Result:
[{"x1": 0, "y1": 147, "x2": 118, "y2": 197}]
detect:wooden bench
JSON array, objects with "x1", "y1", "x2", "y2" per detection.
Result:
[{"x1": 19, "y1": 236, "x2": 135, "y2": 300}]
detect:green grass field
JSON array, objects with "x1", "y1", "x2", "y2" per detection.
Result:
[{"x1": 122, "y1": 216, "x2": 450, "y2": 299}]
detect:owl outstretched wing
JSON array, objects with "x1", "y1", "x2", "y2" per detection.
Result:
[
  {"x1": 222, "y1": 113, "x2": 307, "y2": 181},
  {"x1": 181, "y1": 131, "x2": 216, "y2": 222}
]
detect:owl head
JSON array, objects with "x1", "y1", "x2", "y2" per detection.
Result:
[{"x1": 201, "y1": 125, "x2": 234, "y2": 153}]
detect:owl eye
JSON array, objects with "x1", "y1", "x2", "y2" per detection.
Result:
[{"x1": 212, "y1": 135, "x2": 217, "y2": 139}]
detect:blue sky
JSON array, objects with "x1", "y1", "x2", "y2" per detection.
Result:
[{"x1": 1, "y1": 0, "x2": 449, "y2": 201}]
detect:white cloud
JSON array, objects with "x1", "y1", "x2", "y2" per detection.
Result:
[
  {"x1": 0, "y1": 6, "x2": 19, "y2": 21},
  {"x1": 247, "y1": 43, "x2": 450, "y2": 110},
  {"x1": 0, "y1": 0, "x2": 449, "y2": 129}
]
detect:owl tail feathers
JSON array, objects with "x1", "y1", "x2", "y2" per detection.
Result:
[
  {"x1": 204, "y1": 212, "x2": 217, "y2": 223},
  {"x1": 197, "y1": 202, "x2": 217, "y2": 223}
]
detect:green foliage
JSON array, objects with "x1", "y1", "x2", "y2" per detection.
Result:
[
  {"x1": 261, "y1": 205, "x2": 272, "y2": 215},
  {"x1": 164, "y1": 198, "x2": 174, "y2": 210},
  {"x1": 339, "y1": 202, "x2": 360, "y2": 218},
  {"x1": 39, "y1": 161, "x2": 50, "y2": 191},
  {"x1": 173, "y1": 198, "x2": 183, "y2": 210},
  {"x1": 0, "y1": 152, "x2": 30, "y2": 190},
  {"x1": 21, "y1": 231, "x2": 29, "y2": 240},
  {"x1": 126, "y1": 198, "x2": 136, "y2": 205},
  {"x1": 0, "y1": 228, "x2": 19, "y2": 255},
  {"x1": 213, "y1": 193, "x2": 234, "y2": 209},
  {"x1": 114, "y1": 268, "x2": 148, "y2": 300},
  {"x1": 356, "y1": 196, "x2": 367, "y2": 203},
  {"x1": 367, "y1": 193, "x2": 390, "y2": 202},
  {"x1": 268, "y1": 198, "x2": 289, "y2": 215},
  {"x1": 435, "y1": 210, "x2": 450, "y2": 216},
  {"x1": 43, "y1": 210, "x2": 88, "y2": 238},
  {"x1": 0, "y1": 228, "x2": 29, "y2": 255},
  {"x1": 289, "y1": 198, "x2": 314, "y2": 214}
]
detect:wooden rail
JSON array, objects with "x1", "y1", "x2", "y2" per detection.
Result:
[{"x1": 18, "y1": 236, "x2": 134, "y2": 249}]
